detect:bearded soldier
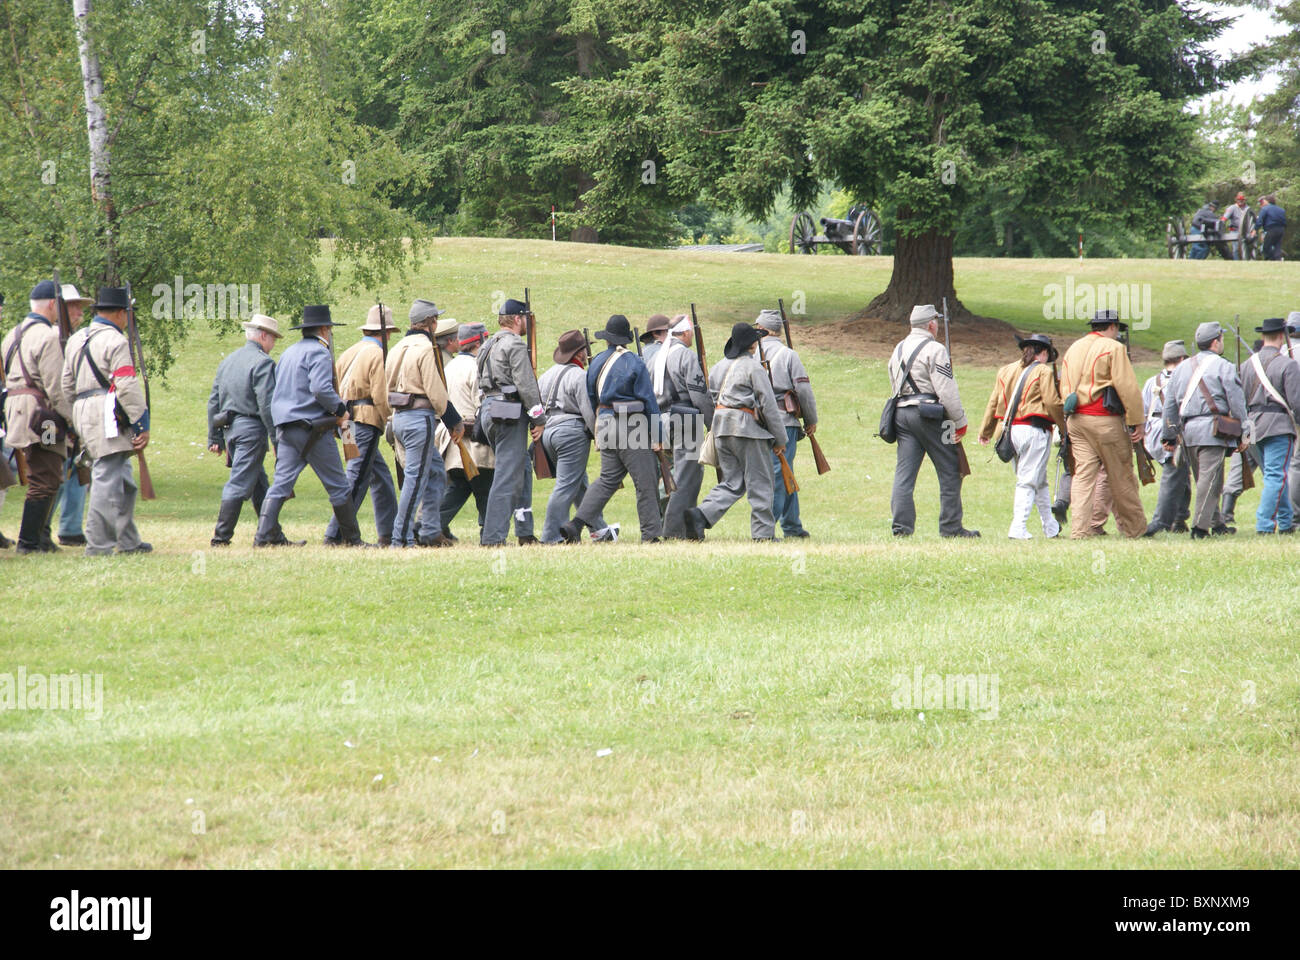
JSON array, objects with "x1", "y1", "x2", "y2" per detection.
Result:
[
  {"x1": 1239, "y1": 317, "x2": 1300, "y2": 534},
  {"x1": 559, "y1": 314, "x2": 663, "y2": 544},
  {"x1": 254, "y1": 305, "x2": 367, "y2": 548},
  {"x1": 438, "y1": 322, "x2": 494, "y2": 542},
  {"x1": 207, "y1": 314, "x2": 281, "y2": 546},
  {"x1": 887, "y1": 304, "x2": 978, "y2": 538},
  {"x1": 1142, "y1": 341, "x2": 1193, "y2": 536},
  {"x1": 754, "y1": 309, "x2": 818, "y2": 539},
  {"x1": 651, "y1": 314, "x2": 713, "y2": 539},
  {"x1": 477, "y1": 297, "x2": 544, "y2": 546},
  {"x1": 3, "y1": 280, "x2": 75, "y2": 553},
  {"x1": 387, "y1": 299, "x2": 463, "y2": 548},
  {"x1": 977, "y1": 333, "x2": 1065, "y2": 539},
  {"x1": 685, "y1": 322, "x2": 785, "y2": 540},
  {"x1": 1059, "y1": 308, "x2": 1146, "y2": 539},
  {"x1": 60, "y1": 286, "x2": 151, "y2": 556},
  {"x1": 1161, "y1": 321, "x2": 1248, "y2": 539},
  {"x1": 538, "y1": 330, "x2": 610, "y2": 543},
  {"x1": 324, "y1": 304, "x2": 398, "y2": 546}
]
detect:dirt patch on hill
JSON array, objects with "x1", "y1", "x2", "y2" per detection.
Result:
[{"x1": 793, "y1": 310, "x2": 1160, "y2": 367}]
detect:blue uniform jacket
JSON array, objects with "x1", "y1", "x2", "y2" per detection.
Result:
[{"x1": 270, "y1": 336, "x2": 345, "y2": 426}]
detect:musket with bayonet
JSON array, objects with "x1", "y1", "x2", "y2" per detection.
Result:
[
  {"x1": 941, "y1": 297, "x2": 972, "y2": 478},
  {"x1": 689, "y1": 304, "x2": 708, "y2": 381},
  {"x1": 523, "y1": 288, "x2": 553, "y2": 480},
  {"x1": 776, "y1": 297, "x2": 830, "y2": 475}
]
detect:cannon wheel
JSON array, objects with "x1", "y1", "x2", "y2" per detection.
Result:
[
  {"x1": 788, "y1": 211, "x2": 818, "y2": 254},
  {"x1": 852, "y1": 208, "x2": 883, "y2": 255},
  {"x1": 1236, "y1": 207, "x2": 1259, "y2": 261},
  {"x1": 1166, "y1": 217, "x2": 1186, "y2": 260}
]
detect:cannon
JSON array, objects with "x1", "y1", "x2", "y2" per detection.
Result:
[
  {"x1": 1167, "y1": 208, "x2": 1260, "y2": 261},
  {"x1": 788, "y1": 204, "x2": 883, "y2": 255}
]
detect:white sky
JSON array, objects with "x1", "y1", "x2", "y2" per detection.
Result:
[{"x1": 1200, "y1": 2, "x2": 1286, "y2": 106}]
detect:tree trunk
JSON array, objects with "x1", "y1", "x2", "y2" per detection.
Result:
[
  {"x1": 73, "y1": 0, "x2": 116, "y2": 281},
  {"x1": 865, "y1": 211, "x2": 971, "y2": 323},
  {"x1": 569, "y1": 31, "x2": 598, "y2": 244}
]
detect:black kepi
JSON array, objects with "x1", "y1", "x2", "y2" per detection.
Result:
[
  {"x1": 724, "y1": 322, "x2": 763, "y2": 359},
  {"x1": 292, "y1": 304, "x2": 343, "y2": 329}
]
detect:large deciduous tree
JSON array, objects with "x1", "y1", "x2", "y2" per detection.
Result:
[{"x1": 578, "y1": 0, "x2": 1243, "y2": 321}]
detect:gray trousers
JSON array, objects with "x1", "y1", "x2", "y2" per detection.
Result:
[
  {"x1": 575, "y1": 442, "x2": 663, "y2": 541},
  {"x1": 891, "y1": 405, "x2": 964, "y2": 536},
  {"x1": 391, "y1": 409, "x2": 445, "y2": 546},
  {"x1": 541, "y1": 418, "x2": 603, "y2": 543},
  {"x1": 221, "y1": 415, "x2": 270, "y2": 504},
  {"x1": 1187, "y1": 445, "x2": 1227, "y2": 531},
  {"x1": 266, "y1": 422, "x2": 351, "y2": 505},
  {"x1": 85, "y1": 451, "x2": 143, "y2": 556},
  {"x1": 662, "y1": 416, "x2": 705, "y2": 539},
  {"x1": 481, "y1": 410, "x2": 534, "y2": 544},
  {"x1": 1150, "y1": 454, "x2": 1192, "y2": 529},
  {"x1": 771, "y1": 424, "x2": 806, "y2": 535},
  {"x1": 698, "y1": 434, "x2": 776, "y2": 538},
  {"x1": 325, "y1": 422, "x2": 397, "y2": 541}
]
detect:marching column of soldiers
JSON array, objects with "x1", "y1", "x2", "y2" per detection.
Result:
[{"x1": 6, "y1": 283, "x2": 1300, "y2": 553}]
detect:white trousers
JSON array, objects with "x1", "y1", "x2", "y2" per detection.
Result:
[{"x1": 1009, "y1": 424, "x2": 1058, "y2": 537}]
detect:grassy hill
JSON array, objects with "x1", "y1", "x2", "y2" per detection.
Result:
[{"x1": 2, "y1": 241, "x2": 1297, "y2": 867}]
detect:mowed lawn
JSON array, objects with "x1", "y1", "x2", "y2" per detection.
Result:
[{"x1": 1, "y1": 240, "x2": 1297, "y2": 868}]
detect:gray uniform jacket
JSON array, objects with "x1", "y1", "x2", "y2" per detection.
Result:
[
  {"x1": 756, "y1": 335, "x2": 817, "y2": 428},
  {"x1": 887, "y1": 329, "x2": 967, "y2": 431},
  {"x1": 1162, "y1": 350, "x2": 1247, "y2": 448},
  {"x1": 708, "y1": 353, "x2": 783, "y2": 443},
  {"x1": 653, "y1": 338, "x2": 714, "y2": 429},
  {"x1": 642, "y1": 340, "x2": 662, "y2": 371},
  {"x1": 1142, "y1": 369, "x2": 1173, "y2": 462},
  {"x1": 476, "y1": 330, "x2": 543, "y2": 421},
  {"x1": 1240, "y1": 346, "x2": 1300, "y2": 441},
  {"x1": 208, "y1": 340, "x2": 276, "y2": 444},
  {"x1": 538, "y1": 362, "x2": 596, "y2": 434},
  {"x1": 61, "y1": 319, "x2": 149, "y2": 460}
]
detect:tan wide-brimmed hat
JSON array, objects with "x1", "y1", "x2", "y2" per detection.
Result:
[
  {"x1": 361, "y1": 304, "x2": 398, "y2": 332},
  {"x1": 60, "y1": 283, "x2": 93, "y2": 306},
  {"x1": 241, "y1": 314, "x2": 283, "y2": 338},
  {"x1": 435, "y1": 316, "x2": 459, "y2": 338}
]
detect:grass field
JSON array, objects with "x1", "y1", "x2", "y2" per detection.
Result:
[{"x1": 2, "y1": 240, "x2": 1298, "y2": 868}]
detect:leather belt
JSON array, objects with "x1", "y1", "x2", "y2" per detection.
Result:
[
  {"x1": 10, "y1": 387, "x2": 46, "y2": 399},
  {"x1": 75, "y1": 388, "x2": 108, "y2": 401},
  {"x1": 717, "y1": 404, "x2": 757, "y2": 418},
  {"x1": 348, "y1": 399, "x2": 374, "y2": 407}
]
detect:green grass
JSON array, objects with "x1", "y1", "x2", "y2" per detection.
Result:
[{"x1": 2, "y1": 240, "x2": 1298, "y2": 868}]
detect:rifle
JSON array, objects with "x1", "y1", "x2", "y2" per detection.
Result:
[
  {"x1": 582, "y1": 327, "x2": 594, "y2": 362},
  {"x1": 756, "y1": 338, "x2": 799, "y2": 495},
  {"x1": 689, "y1": 303, "x2": 708, "y2": 381},
  {"x1": 122, "y1": 282, "x2": 157, "y2": 500},
  {"x1": 523, "y1": 288, "x2": 553, "y2": 480},
  {"x1": 633, "y1": 327, "x2": 642, "y2": 357},
  {"x1": 777, "y1": 297, "x2": 830, "y2": 475},
  {"x1": 1116, "y1": 326, "x2": 1156, "y2": 486},
  {"x1": 428, "y1": 305, "x2": 478, "y2": 481},
  {"x1": 941, "y1": 298, "x2": 972, "y2": 478},
  {"x1": 1231, "y1": 314, "x2": 1255, "y2": 491},
  {"x1": 325, "y1": 318, "x2": 360, "y2": 462}
]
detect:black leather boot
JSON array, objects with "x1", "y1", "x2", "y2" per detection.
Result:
[
  {"x1": 329, "y1": 502, "x2": 373, "y2": 547},
  {"x1": 211, "y1": 499, "x2": 243, "y2": 546},
  {"x1": 38, "y1": 497, "x2": 60, "y2": 552},
  {"x1": 15, "y1": 498, "x2": 52, "y2": 554},
  {"x1": 253, "y1": 498, "x2": 304, "y2": 547}
]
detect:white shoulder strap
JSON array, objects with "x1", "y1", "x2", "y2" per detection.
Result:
[
  {"x1": 596, "y1": 346, "x2": 627, "y2": 399},
  {"x1": 1251, "y1": 352, "x2": 1298, "y2": 434},
  {"x1": 1178, "y1": 358, "x2": 1208, "y2": 419}
]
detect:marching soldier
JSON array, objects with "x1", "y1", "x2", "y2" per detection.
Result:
[
  {"x1": 684, "y1": 322, "x2": 784, "y2": 540},
  {"x1": 50, "y1": 282, "x2": 93, "y2": 547},
  {"x1": 1161, "y1": 321, "x2": 1248, "y2": 538},
  {"x1": 887, "y1": 304, "x2": 979, "y2": 538},
  {"x1": 324, "y1": 305, "x2": 398, "y2": 546},
  {"x1": 206, "y1": 313, "x2": 281, "y2": 546},
  {"x1": 254, "y1": 305, "x2": 366, "y2": 547},
  {"x1": 1059, "y1": 308, "x2": 1146, "y2": 539},
  {"x1": 976, "y1": 333, "x2": 1065, "y2": 539},
  {"x1": 559, "y1": 314, "x2": 663, "y2": 543},
  {"x1": 754, "y1": 309, "x2": 818, "y2": 538},
  {"x1": 538, "y1": 329, "x2": 610, "y2": 543},
  {"x1": 477, "y1": 297, "x2": 544, "y2": 546},
  {"x1": 640, "y1": 313, "x2": 670, "y2": 369},
  {"x1": 1142, "y1": 340, "x2": 1193, "y2": 536},
  {"x1": 3, "y1": 280, "x2": 75, "y2": 553},
  {"x1": 436, "y1": 316, "x2": 459, "y2": 369},
  {"x1": 387, "y1": 299, "x2": 463, "y2": 548},
  {"x1": 1239, "y1": 317, "x2": 1300, "y2": 533},
  {"x1": 652, "y1": 314, "x2": 713, "y2": 539},
  {"x1": 439, "y1": 322, "x2": 494, "y2": 542},
  {"x1": 60, "y1": 286, "x2": 151, "y2": 556}
]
